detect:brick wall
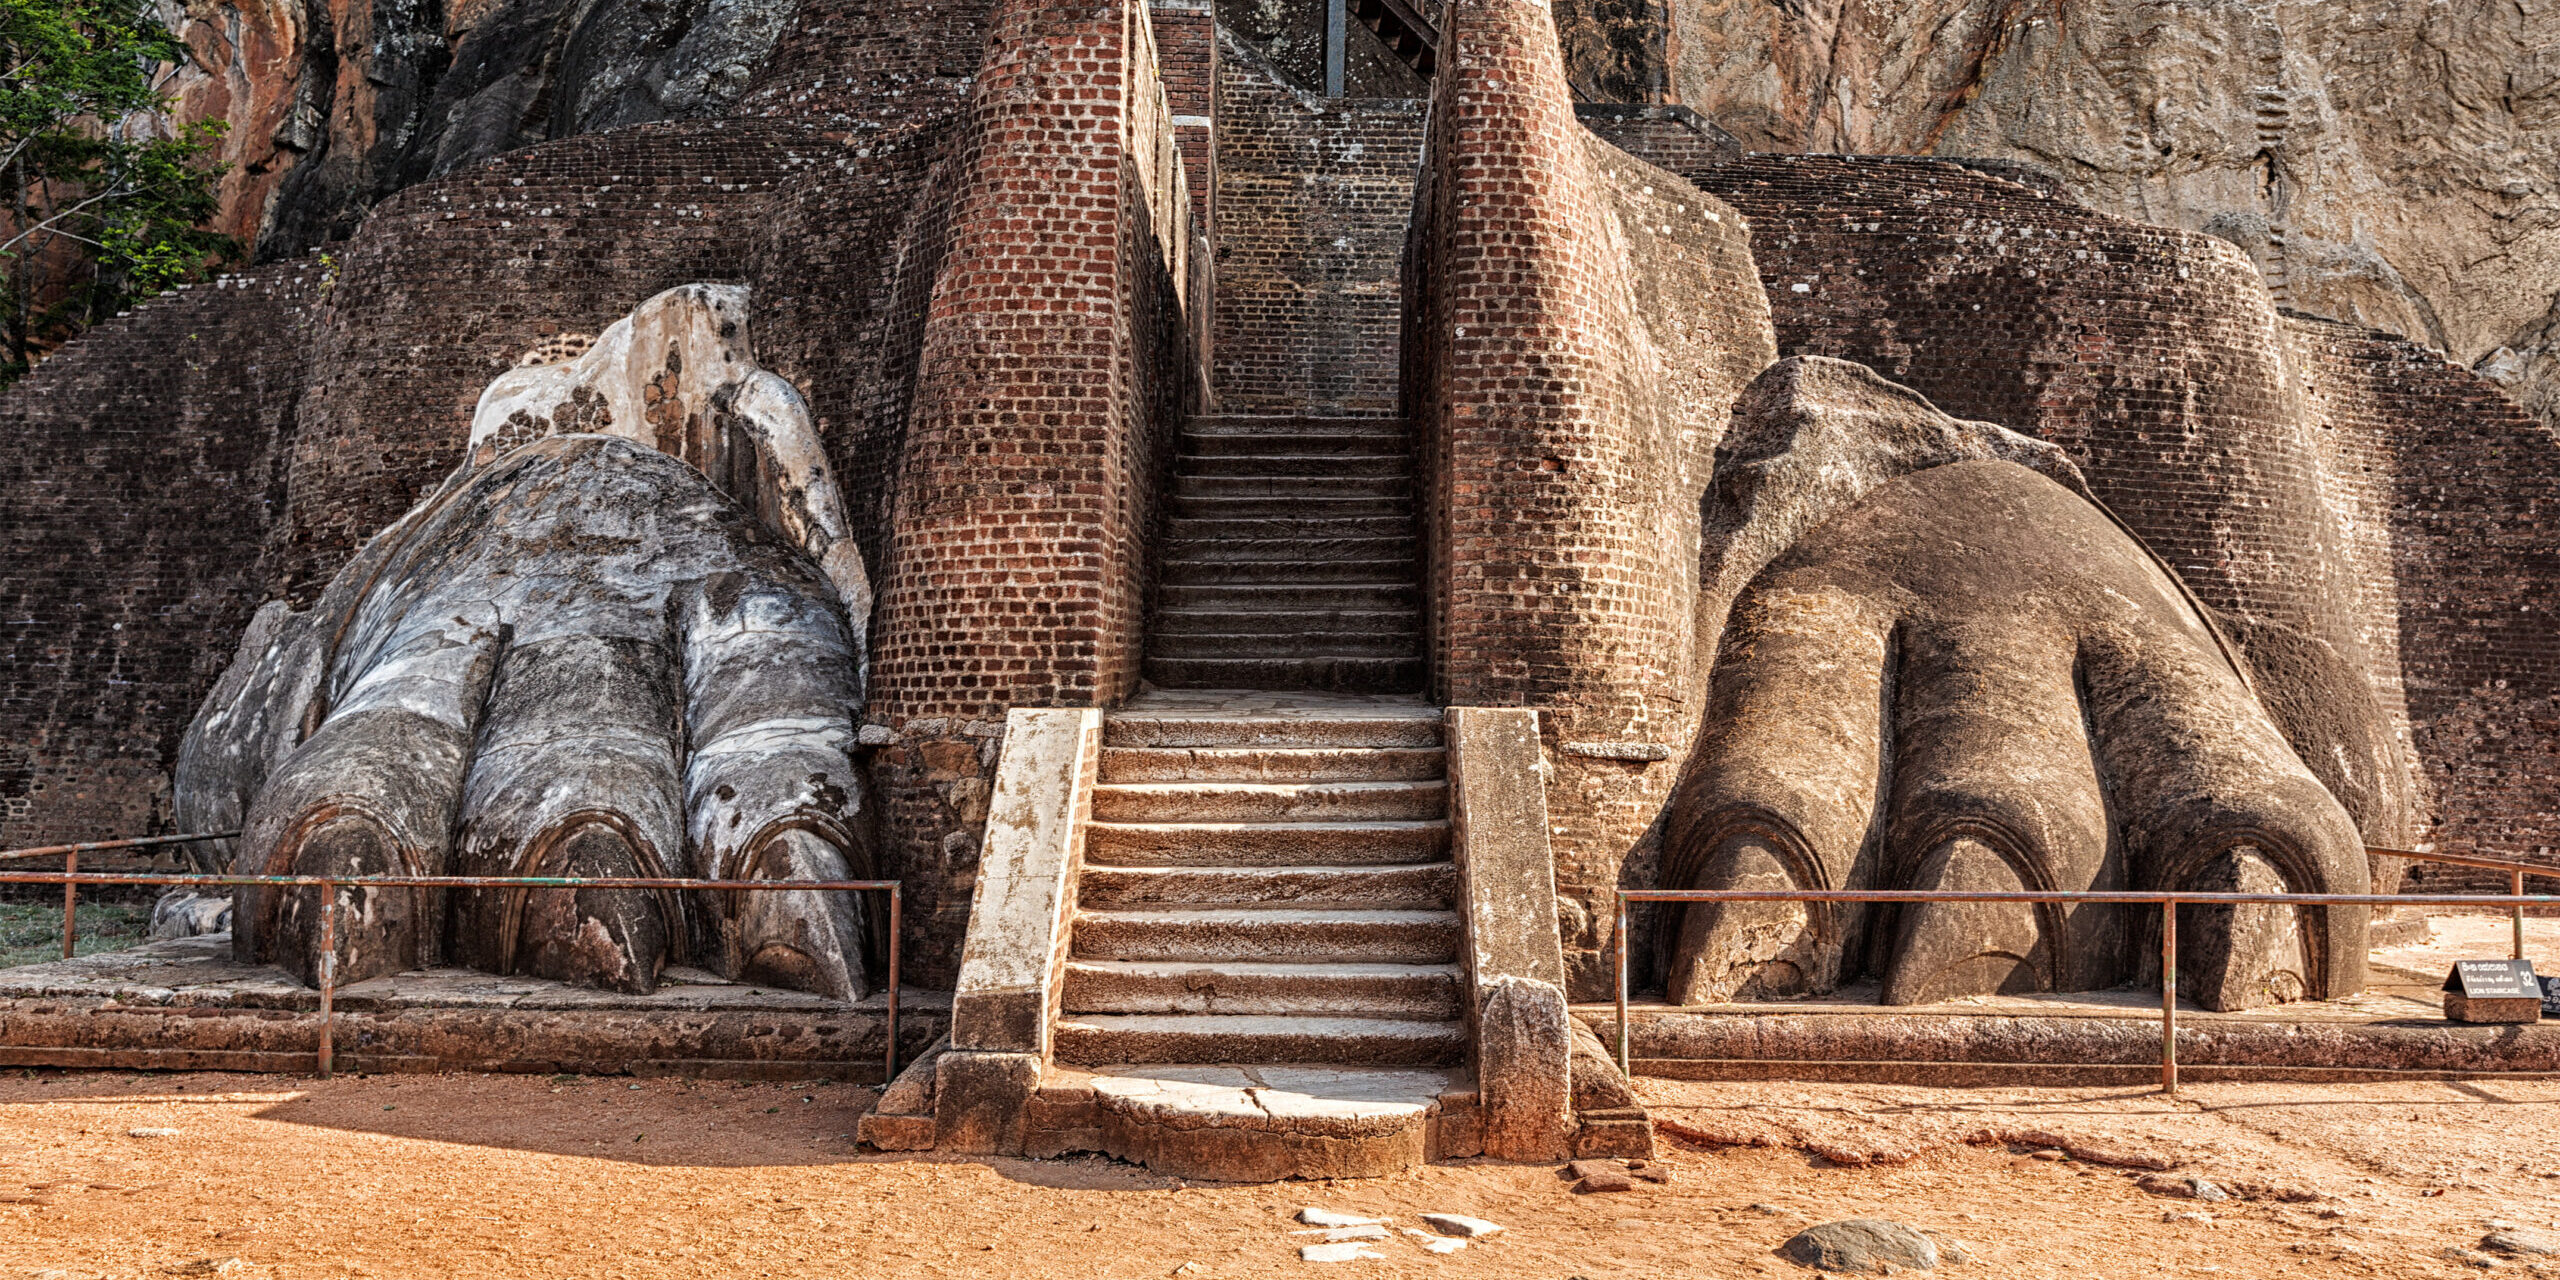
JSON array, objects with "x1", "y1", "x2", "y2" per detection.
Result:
[
  {"x1": 1151, "y1": 1, "x2": 1217, "y2": 231},
  {"x1": 272, "y1": 122, "x2": 823, "y2": 602},
  {"x1": 1405, "y1": 0, "x2": 1776, "y2": 998},
  {"x1": 1212, "y1": 34, "x2": 1425, "y2": 415},
  {"x1": 867, "y1": 0, "x2": 1199, "y2": 980},
  {"x1": 2285, "y1": 313, "x2": 2560, "y2": 887},
  {"x1": 0, "y1": 262, "x2": 320, "y2": 853}
]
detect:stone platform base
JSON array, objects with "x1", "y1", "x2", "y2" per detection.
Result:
[
  {"x1": 0, "y1": 936, "x2": 946, "y2": 1082},
  {"x1": 1582, "y1": 968, "x2": 2560, "y2": 1086},
  {"x1": 1033, "y1": 1065, "x2": 1481, "y2": 1180}
]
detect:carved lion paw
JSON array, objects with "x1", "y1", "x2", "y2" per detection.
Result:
[
  {"x1": 1662, "y1": 360, "x2": 2370, "y2": 1012},
  {"x1": 177, "y1": 286, "x2": 877, "y2": 999}
]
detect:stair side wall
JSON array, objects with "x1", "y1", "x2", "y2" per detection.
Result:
[
  {"x1": 1211, "y1": 34, "x2": 1426, "y2": 415},
  {"x1": 1403, "y1": 0, "x2": 1777, "y2": 1001}
]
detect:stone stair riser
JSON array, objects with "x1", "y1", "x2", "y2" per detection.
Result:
[
  {"x1": 1102, "y1": 715, "x2": 1443, "y2": 749},
  {"x1": 1071, "y1": 910, "x2": 1462, "y2": 964},
  {"x1": 1178, "y1": 453, "x2": 1411, "y2": 478},
  {"x1": 1082, "y1": 820, "x2": 1450, "y2": 866},
  {"x1": 1142, "y1": 656, "x2": 1425, "y2": 692},
  {"x1": 1052, "y1": 1017, "x2": 1466, "y2": 1066},
  {"x1": 1156, "y1": 583, "x2": 1419, "y2": 610},
  {"x1": 1091, "y1": 781, "x2": 1446, "y2": 823},
  {"x1": 1077, "y1": 862, "x2": 1457, "y2": 909},
  {"x1": 1098, "y1": 746, "x2": 1445, "y2": 782},
  {"x1": 1060, "y1": 960, "x2": 1465, "y2": 1019}
]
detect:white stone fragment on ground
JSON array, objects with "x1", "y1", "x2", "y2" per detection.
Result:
[
  {"x1": 1297, "y1": 1208, "x2": 1388, "y2": 1229},
  {"x1": 1316, "y1": 1226, "x2": 1387, "y2": 1243},
  {"x1": 2162, "y1": 1210, "x2": 2214, "y2": 1224},
  {"x1": 1400, "y1": 1229, "x2": 1468, "y2": 1255},
  {"x1": 1298, "y1": 1242, "x2": 1384, "y2": 1262},
  {"x1": 1419, "y1": 1213, "x2": 1503, "y2": 1239},
  {"x1": 126, "y1": 1127, "x2": 180, "y2": 1139}
]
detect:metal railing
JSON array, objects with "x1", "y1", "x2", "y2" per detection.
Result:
[
  {"x1": 2367, "y1": 846, "x2": 2560, "y2": 961},
  {"x1": 3, "y1": 866, "x2": 903, "y2": 1083},
  {"x1": 1613, "y1": 885, "x2": 2560, "y2": 1097}
]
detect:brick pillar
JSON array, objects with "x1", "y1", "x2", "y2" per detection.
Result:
[
  {"x1": 870, "y1": 0, "x2": 1188, "y2": 983},
  {"x1": 1407, "y1": 0, "x2": 1773, "y2": 997}
]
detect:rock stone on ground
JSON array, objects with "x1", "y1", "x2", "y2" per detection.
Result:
[
  {"x1": 1776, "y1": 1219, "x2": 1941, "y2": 1273},
  {"x1": 1419, "y1": 1213, "x2": 1503, "y2": 1238}
]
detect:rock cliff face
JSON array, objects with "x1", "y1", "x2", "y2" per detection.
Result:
[
  {"x1": 1560, "y1": 0, "x2": 2560, "y2": 431},
  {"x1": 163, "y1": 0, "x2": 796, "y2": 259}
]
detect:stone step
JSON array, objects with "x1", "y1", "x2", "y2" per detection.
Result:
[
  {"x1": 1158, "y1": 557, "x2": 1418, "y2": 586},
  {"x1": 1169, "y1": 494, "x2": 1412, "y2": 520},
  {"x1": 1090, "y1": 779, "x2": 1445, "y2": 823},
  {"x1": 1157, "y1": 582, "x2": 1419, "y2": 611},
  {"x1": 1077, "y1": 862, "x2": 1458, "y2": 910},
  {"x1": 1186, "y1": 414, "x2": 1405, "y2": 437},
  {"x1": 1060, "y1": 961, "x2": 1466, "y2": 1018},
  {"x1": 1167, "y1": 515, "x2": 1414, "y2": 541},
  {"x1": 1150, "y1": 607, "x2": 1420, "y2": 637},
  {"x1": 1144, "y1": 655, "x2": 1425, "y2": 692},
  {"x1": 1159, "y1": 535, "x2": 1416, "y2": 563},
  {"x1": 1177, "y1": 453, "x2": 1410, "y2": 478},
  {"x1": 1173, "y1": 474, "x2": 1411, "y2": 500},
  {"x1": 1104, "y1": 713, "x2": 1442, "y2": 750},
  {"x1": 1098, "y1": 746, "x2": 1445, "y2": 782},
  {"x1": 1145, "y1": 630, "x2": 1420, "y2": 660},
  {"x1": 1179, "y1": 430, "x2": 1409, "y2": 458},
  {"x1": 1052, "y1": 1014, "x2": 1466, "y2": 1066},
  {"x1": 1083, "y1": 820, "x2": 1449, "y2": 866},
  {"x1": 1071, "y1": 907, "x2": 1462, "y2": 964}
]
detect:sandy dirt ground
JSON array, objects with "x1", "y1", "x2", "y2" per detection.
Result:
[{"x1": 1, "y1": 1070, "x2": 2556, "y2": 1280}]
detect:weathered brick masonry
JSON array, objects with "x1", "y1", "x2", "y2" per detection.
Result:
[
  {"x1": 869, "y1": 0, "x2": 1200, "y2": 980},
  {"x1": 1406, "y1": 0, "x2": 1773, "y2": 997},
  {"x1": 0, "y1": 262, "x2": 318, "y2": 850},
  {"x1": 1211, "y1": 34, "x2": 1424, "y2": 414},
  {"x1": 2284, "y1": 314, "x2": 2560, "y2": 885}
]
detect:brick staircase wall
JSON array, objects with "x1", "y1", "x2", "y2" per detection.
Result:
[
  {"x1": 1404, "y1": 0, "x2": 1775, "y2": 998},
  {"x1": 1210, "y1": 33, "x2": 1425, "y2": 414}
]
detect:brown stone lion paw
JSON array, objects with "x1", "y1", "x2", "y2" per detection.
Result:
[
  {"x1": 1660, "y1": 360, "x2": 2369, "y2": 1013},
  {"x1": 174, "y1": 286, "x2": 877, "y2": 1000}
]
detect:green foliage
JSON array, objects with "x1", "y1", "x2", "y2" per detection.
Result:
[{"x1": 0, "y1": 0, "x2": 235, "y2": 387}]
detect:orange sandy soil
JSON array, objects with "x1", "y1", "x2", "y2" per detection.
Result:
[{"x1": 1, "y1": 1071, "x2": 2556, "y2": 1279}]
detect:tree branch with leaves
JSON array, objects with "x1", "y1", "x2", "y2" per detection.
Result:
[{"x1": 1, "y1": 0, "x2": 235, "y2": 386}]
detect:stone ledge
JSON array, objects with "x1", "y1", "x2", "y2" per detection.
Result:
[{"x1": 0, "y1": 939, "x2": 947, "y2": 1083}]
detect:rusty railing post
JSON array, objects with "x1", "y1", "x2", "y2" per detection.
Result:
[
  {"x1": 884, "y1": 884, "x2": 901, "y2": 1084},
  {"x1": 317, "y1": 881, "x2": 337, "y2": 1081},
  {"x1": 59, "y1": 846, "x2": 76, "y2": 960},
  {"x1": 2516, "y1": 870, "x2": 2529, "y2": 962},
  {"x1": 1617, "y1": 894, "x2": 1632, "y2": 1078},
  {"x1": 2160, "y1": 896, "x2": 2178, "y2": 1098}
]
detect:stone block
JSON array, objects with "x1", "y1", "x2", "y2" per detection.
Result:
[
  {"x1": 948, "y1": 708, "x2": 1103, "y2": 1056},
  {"x1": 933, "y1": 1050, "x2": 1044, "y2": 1155},
  {"x1": 856, "y1": 1112, "x2": 936, "y2": 1151}
]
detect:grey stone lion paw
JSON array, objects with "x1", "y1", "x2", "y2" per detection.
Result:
[
  {"x1": 173, "y1": 285, "x2": 877, "y2": 1000},
  {"x1": 1661, "y1": 359, "x2": 2369, "y2": 1013}
]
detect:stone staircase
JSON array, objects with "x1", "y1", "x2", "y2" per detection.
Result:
[
  {"x1": 1143, "y1": 415, "x2": 1426, "y2": 694},
  {"x1": 1056, "y1": 696, "x2": 1462, "y2": 1065}
]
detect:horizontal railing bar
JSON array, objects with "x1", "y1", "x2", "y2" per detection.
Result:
[
  {"x1": 2367, "y1": 845, "x2": 2560, "y2": 879},
  {"x1": 1, "y1": 872, "x2": 899, "y2": 890},
  {"x1": 0, "y1": 832, "x2": 240, "y2": 862}
]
